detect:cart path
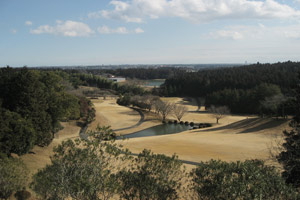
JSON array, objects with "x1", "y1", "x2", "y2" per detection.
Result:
[{"x1": 113, "y1": 108, "x2": 145, "y2": 131}]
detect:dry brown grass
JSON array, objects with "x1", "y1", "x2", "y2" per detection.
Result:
[
  {"x1": 14, "y1": 97, "x2": 289, "y2": 199},
  {"x1": 21, "y1": 97, "x2": 288, "y2": 175},
  {"x1": 20, "y1": 121, "x2": 81, "y2": 176},
  {"x1": 93, "y1": 98, "x2": 289, "y2": 168}
]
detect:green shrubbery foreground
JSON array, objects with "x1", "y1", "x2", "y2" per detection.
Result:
[
  {"x1": 1, "y1": 126, "x2": 295, "y2": 200},
  {"x1": 0, "y1": 155, "x2": 29, "y2": 199},
  {"x1": 1, "y1": 126, "x2": 299, "y2": 199}
]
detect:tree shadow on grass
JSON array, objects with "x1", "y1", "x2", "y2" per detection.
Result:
[
  {"x1": 194, "y1": 118, "x2": 288, "y2": 134},
  {"x1": 113, "y1": 108, "x2": 145, "y2": 131}
]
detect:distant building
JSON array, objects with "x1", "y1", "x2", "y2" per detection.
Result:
[
  {"x1": 185, "y1": 68, "x2": 196, "y2": 72},
  {"x1": 108, "y1": 77, "x2": 126, "y2": 82}
]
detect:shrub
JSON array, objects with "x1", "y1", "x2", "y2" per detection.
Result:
[
  {"x1": 190, "y1": 159, "x2": 299, "y2": 199},
  {"x1": 14, "y1": 189, "x2": 31, "y2": 200},
  {"x1": 117, "y1": 149, "x2": 185, "y2": 200},
  {"x1": 198, "y1": 124, "x2": 205, "y2": 128},
  {"x1": 205, "y1": 123, "x2": 212, "y2": 127},
  {"x1": 116, "y1": 94, "x2": 131, "y2": 106},
  {"x1": 0, "y1": 157, "x2": 29, "y2": 199},
  {"x1": 31, "y1": 126, "x2": 127, "y2": 200}
]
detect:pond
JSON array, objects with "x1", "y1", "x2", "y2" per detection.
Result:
[
  {"x1": 143, "y1": 79, "x2": 165, "y2": 87},
  {"x1": 119, "y1": 123, "x2": 192, "y2": 139}
]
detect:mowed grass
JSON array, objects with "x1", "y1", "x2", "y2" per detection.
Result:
[
  {"x1": 20, "y1": 97, "x2": 288, "y2": 181},
  {"x1": 13, "y1": 97, "x2": 289, "y2": 200},
  {"x1": 94, "y1": 98, "x2": 289, "y2": 167}
]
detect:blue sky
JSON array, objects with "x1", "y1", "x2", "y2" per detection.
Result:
[{"x1": 1, "y1": 0, "x2": 300, "y2": 67}]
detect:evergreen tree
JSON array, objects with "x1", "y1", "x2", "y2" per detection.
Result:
[
  {"x1": 0, "y1": 109, "x2": 36, "y2": 155},
  {"x1": 0, "y1": 67, "x2": 82, "y2": 154},
  {"x1": 277, "y1": 73, "x2": 300, "y2": 187}
]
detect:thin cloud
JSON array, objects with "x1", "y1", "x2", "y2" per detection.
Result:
[
  {"x1": 11, "y1": 29, "x2": 17, "y2": 34},
  {"x1": 135, "y1": 28, "x2": 144, "y2": 34},
  {"x1": 97, "y1": 25, "x2": 144, "y2": 34},
  {"x1": 88, "y1": 0, "x2": 300, "y2": 23},
  {"x1": 97, "y1": 26, "x2": 128, "y2": 34},
  {"x1": 215, "y1": 30, "x2": 244, "y2": 40},
  {"x1": 210, "y1": 24, "x2": 300, "y2": 40},
  {"x1": 25, "y1": 21, "x2": 33, "y2": 26},
  {"x1": 30, "y1": 20, "x2": 94, "y2": 37},
  {"x1": 284, "y1": 29, "x2": 300, "y2": 39}
]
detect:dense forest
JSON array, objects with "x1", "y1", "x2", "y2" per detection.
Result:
[
  {"x1": 54, "y1": 71, "x2": 147, "y2": 95},
  {"x1": 161, "y1": 62, "x2": 300, "y2": 115},
  {"x1": 91, "y1": 67, "x2": 185, "y2": 79},
  {"x1": 59, "y1": 62, "x2": 300, "y2": 115},
  {"x1": 60, "y1": 67, "x2": 186, "y2": 80},
  {"x1": 0, "y1": 67, "x2": 90, "y2": 156}
]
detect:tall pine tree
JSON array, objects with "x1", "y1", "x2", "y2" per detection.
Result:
[{"x1": 277, "y1": 73, "x2": 300, "y2": 187}]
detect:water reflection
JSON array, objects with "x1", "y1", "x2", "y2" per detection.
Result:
[{"x1": 120, "y1": 124, "x2": 191, "y2": 139}]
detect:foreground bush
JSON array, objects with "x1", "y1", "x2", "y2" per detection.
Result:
[
  {"x1": 117, "y1": 149, "x2": 185, "y2": 200},
  {"x1": 31, "y1": 126, "x2": 127, "y2": 200},
  {"x1": 30, "y1": 125, "x2": 300, "y2": 199},
  {"x1": 31, "y1": 126, "x2": 186, "y2": 200},
  {"x1": 190, "y1": 159, "x2": 299, "y2": 200},
  {"x1": 14, "y1": 189, "x2": 31, "y2": 200},
  {"x1": 0, "y1": 156, "x2": 29, "y2": 199}
]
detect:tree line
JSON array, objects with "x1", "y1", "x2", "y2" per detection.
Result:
[
  {"x1": 0, "y1": 67, "x2": 92, "y2": 156},
  {"x1": 205, "y1": 83, "x2": 292, "y2": 115},
  {"x1": 64, "y1": 67, "x2": 185, "y2": 80},
  {"x1": 54, "y1": 71, "x2": 147, "y2": 96},
  {"x1": 161, "y1": 62, "x2": 300, "y2": 115}
]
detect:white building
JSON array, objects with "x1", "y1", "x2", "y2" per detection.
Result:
[{"x1": 108, "y1": 77, "x2": 126, "y2": 82}]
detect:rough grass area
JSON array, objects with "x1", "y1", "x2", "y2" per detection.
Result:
[
  {"x1": 94, "y1": 98, "x2": 289, "y2": 168},
  {"x1": 20, "y1": 121, "x2": 81, "y2": 176}
]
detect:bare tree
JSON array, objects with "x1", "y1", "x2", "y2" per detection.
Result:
[
  {"x1": 141, "y1": 95, "x2": 160, "y2": 112},
  {"x1": 153, "y1": 99, "x2": 163, "y2": 114},
  {"x1": 155, "y1": 101, "x2": 174, "y2": 121},
  {"x1": 173, "y1": 105, "x2": 188, "y2": 121},
  {"x1": 207, "y1": 105, "x2": 230, "y2": 124}
]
